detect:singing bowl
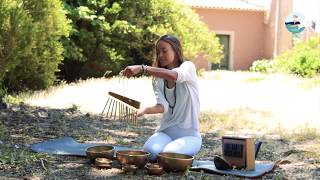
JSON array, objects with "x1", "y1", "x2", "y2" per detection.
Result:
[
  {"x1": 157, "y1": 152, "x2": 194, "y2": 172},
  {"x1": 94, "y1": 158, "x2": 113, "y2": 168},
  {"x1": 122, "y1": 164, "x2": 138, "y2": 174},
  {"x1": 116, "y1": 150, "x2": 150, "y2": 168},
  {"x1": 145, "y1": 163, "x2": 164, "y2": 175},
  {"x1": 86, "y1": 145, "x2": 115, "y2": 162}
]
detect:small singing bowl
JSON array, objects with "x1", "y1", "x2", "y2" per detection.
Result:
[
  {"x1": 157, "y1": 152, "x2": 194, "y2": 172},
  {"x1": 145, "y1": 163, "x2": 164, "y2": 175},
  {"x1": 122, "y1": 164, "x2": 138, "y2": 174},
  {"x1": 86, "y1": 145, "x2": 115, "y2": 162},
  {"x1": 116, "y1": 150, "x2": 150, "y2": 168},
  {"x1": 94, "y1": 158, "x2": 113, "y2": 168}
]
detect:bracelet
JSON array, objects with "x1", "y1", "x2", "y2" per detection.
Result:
[
  {"x1": 144, "y1": 65, "x2": 148, "y2": 74},
  {"x1": 141, "y1": 65, "x2": 148, "y2": 74}
]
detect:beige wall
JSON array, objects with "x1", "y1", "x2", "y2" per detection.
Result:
[
  {"x1": 277, "y1": 0, "x2": 293, "y2": 55},
  {"x1": 192, "y1": 8, "x2": 265, "y2": 70},
  {"x1": 264, "y1": 0, "x2": 293, "y2": 58},
  {"x1": 263, "y1": 1, "x2": 276, "y2": 59}
]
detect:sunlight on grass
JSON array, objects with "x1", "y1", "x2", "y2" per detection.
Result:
[
  {"x1": 297, "y1": 76, "x2": 320, "y2": 90},
  {"x1": 244, "y1": 77, "x2": 265, "y2": 83},
  {"x1": 199, "y1": 108, "x2": 272, "y2": 134},
  {"x1": 18, "y1": 76, "x2": 155, "y2": 114},
  {"x1": 18, "y1": 71, "x2": 320, "y2": 134},
  {"x1": 200, "y1": 109, "x2": 320, "y2": 138},
  {"x1": 278, "y1": 125, "x2": 320, "y2": 142}
]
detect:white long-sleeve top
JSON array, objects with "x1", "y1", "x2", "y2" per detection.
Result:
[{"x1": 154, "y1": 61, "x2": 200, "y2": 134}]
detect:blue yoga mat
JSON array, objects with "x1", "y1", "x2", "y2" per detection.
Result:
[
  {"x1": 31, "y1": 137, "x2": 275, "y2": 178},
  {"x1": 31, "y1": 137, "x2": 140, "y2": 156}
]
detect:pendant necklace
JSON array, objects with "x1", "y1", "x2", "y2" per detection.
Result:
[{"x1": 163, "y1": 80, "x2": 176, "y2": 114}]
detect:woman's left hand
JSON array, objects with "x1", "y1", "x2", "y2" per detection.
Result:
[
  {"x1": 121, "y1": 65, "x2": 142, "y2": 78},
  {"x1": 136, "y1": 107, "x2": 146, "y2": 117}
]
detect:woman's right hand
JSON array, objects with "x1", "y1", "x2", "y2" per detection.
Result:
[{"x1": 121, "y1": 65, "x2": 142, "y2": 78}]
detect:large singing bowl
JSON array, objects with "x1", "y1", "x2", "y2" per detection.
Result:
[
  {"x1": 157, "y1": 152, "x2": 194, "y2": 172},
  {"x1": 116, "y1": 150, "x2": 150, "y2": 168},
  {"x1": 86, "y1": 145, "x2": 114, "y2": 162}
]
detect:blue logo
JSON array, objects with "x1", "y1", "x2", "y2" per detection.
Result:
[{"x1": 285, "y1": 12, "x2": 305, "y2": 34}]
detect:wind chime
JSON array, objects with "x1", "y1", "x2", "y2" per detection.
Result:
[{"x1": 101, "y1": 76, "x2": 140, "y2": 125}]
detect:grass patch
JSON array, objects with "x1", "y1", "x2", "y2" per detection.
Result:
[
  {"x1": 0, "y1": 147, "x2": 51, "y2": 167},
  {"x1": 278, "y1": 125, "x2": 320, "y2": 142},
  {"x1": 67, "y1": 104, "x2": 79, "y2": 113},
  {"x1": 244, "y1": 77, "x2": 265, "y2": 83},
  {"x1": 271, "y1": 124, "x2": 320, "y2": 162},
  {"x1": 303, "y1": 150, "x2": 320, "y2": 163},
  {"x1": 199, "y1": 108, "x2": 272, "y2": 134},
  {"x1": 96, "y1": 131, "x2": 113, "y2": 142},
  {"x1": 0, "y1": 123, "x2": 4, "y2": 138},
  {"x1": 297, "y1": 76, "x2": 320, "y2": 89}
]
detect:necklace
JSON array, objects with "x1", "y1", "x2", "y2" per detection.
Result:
[{"x1": 163, "y1": 80, "x2": 176, "y2": 114}]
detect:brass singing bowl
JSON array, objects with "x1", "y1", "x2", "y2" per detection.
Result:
[
  {"x1": 116, "y1": 150, "x2": 150, "y2": 168},
  {"x1": 157, "y1": 152, "x2": 194, "y2": 172},
  {"x1": 94, "y1": 158, "x2": 113, "y2": 168},
  {"x1": 122, "y1": 164, "x2": 138, "y2": 174},
  {"x1": 145, "y1": 163, "x2": 164, "y2": 175},
  {"x1": 86, "y1": 145, "x2": 115, "y2": 162}
]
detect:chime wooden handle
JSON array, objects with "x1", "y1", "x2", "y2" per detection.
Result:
[{"x1": 108, "y1": 91, "x2": 141, "y2": 109}]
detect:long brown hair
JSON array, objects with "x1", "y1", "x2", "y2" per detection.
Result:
[{"x1": 154, "y1": 35, "x2": 184, "y2": 68}]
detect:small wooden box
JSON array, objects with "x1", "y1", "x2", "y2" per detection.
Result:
[{"x1": 222, "y1": 135, "x2": 255, "y2": 170}]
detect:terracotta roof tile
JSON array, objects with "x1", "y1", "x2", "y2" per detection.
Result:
[{"x1": 182, "y1": 0, "x2": 269, "y2": 12}]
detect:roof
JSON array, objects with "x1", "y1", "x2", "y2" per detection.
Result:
[{"x1": 182, "y1": 0, "x2": 269, "y2": 12}]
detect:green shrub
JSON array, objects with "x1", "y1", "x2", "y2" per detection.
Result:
[
  {"x1": 3, "y1": 94, "x2": 22, "y2": 105},
  {"x1": 274, "y1": 37, "x2": 320, "y2": 78},
  {"x1": 249, "y1": 59, "x2": 274, "y2": 73},
  {"x1": 3, "y1": 0, "x2": 70, "y2": 92},
  {"x1": 0, "y1": 0, "x2": 33, "y2": 82},
  {"x1": 0, "y1": 83, "x2": 8, "y2": 97}
]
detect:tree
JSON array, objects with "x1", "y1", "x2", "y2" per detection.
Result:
[
  {"x1": 0, "y1": 0, "x2": 33, "y2": 83},
  {"x1": 3, "y1": 0, "x2": 70, "y2": 91},
  {"x1": 150, "y1": 0, "x2": 222, "y2": 62},
  {"x1": 61, "y1": 0, "x2": 222, "y2": 81}
]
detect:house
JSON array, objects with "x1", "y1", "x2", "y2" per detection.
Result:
[{"x1": 183, "y1": 0, "x2": 316, "y2": 71}]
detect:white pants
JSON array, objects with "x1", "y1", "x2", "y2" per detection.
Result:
[{"x1": 143, "y1": 132, "x2": 202, "y2": 161}]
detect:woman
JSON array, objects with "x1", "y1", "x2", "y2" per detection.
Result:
[{"x1": 121, "y1": 35, "x2": 202, "y2": 161}]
